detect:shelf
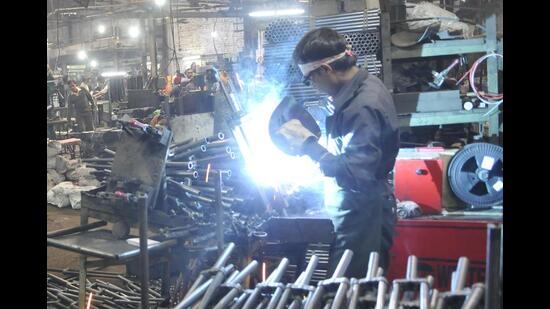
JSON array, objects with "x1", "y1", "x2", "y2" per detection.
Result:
[
  {"x1": 398, "y1": 109, "x2": 492, "y2": 127},
  {"x1": 391, "y1": 38, "x2": 489, "y2": 59}
]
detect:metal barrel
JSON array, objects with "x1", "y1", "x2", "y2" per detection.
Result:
[
  {"x1": 366, "y1": 252, "x2": 380, "y2": 280},
  {"x1": 453, "y1": 257, "x2": 469, "y2": 292},
  {"x1": 406, "y1": 255, "x2": 418, "y2": 280}
]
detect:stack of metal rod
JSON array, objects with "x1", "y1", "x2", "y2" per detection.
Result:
[
  {"x1": 174, "y1": 248, "x2": 488, "y2": 309},
  {"x1": 46, "y1": 272, "x2": 163, "y2": 309}
]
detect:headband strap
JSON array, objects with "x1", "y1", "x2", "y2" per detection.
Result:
[{"x1": 298, "y1": 51, "x2": 347, "y2": 77}]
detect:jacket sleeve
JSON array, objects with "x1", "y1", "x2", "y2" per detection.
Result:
[{"x1": 301, "y1": 105, "x2": 383, "y2": 190}]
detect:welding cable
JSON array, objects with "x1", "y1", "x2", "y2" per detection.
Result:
[{"x1": 468, "y1": 53, "x2": 503, "y2": 104}]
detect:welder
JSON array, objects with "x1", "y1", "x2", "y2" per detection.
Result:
[{"x1": 277, "y1": 28, "x2": 400, "y2": 278}]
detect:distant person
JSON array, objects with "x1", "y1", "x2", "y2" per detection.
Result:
[
  {"x1": 182, "y1": 69, "x2": 198, "y2": 91},
  {"x1": 173, "y1": 70, "x2": 184, "y2": 85},
  {"x1": 190, "y1": 62, "x2": 197, "y2": 73},
  {"x1": 80, "y1": 78, "x2": 91, "y2": 92},
  {"x1": 68, "y1": 80, "x2": 96, "y2": 132}
]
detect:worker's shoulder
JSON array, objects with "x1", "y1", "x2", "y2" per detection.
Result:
[{"x1": 346, "y1": 74, "x2": 393, "y2": 113}]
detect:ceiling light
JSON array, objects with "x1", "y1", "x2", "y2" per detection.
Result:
[
  {"x1": 90, "y1": 60, "x2": 98, "y2": 68},
  {"x1": 211, "y1": 31, "x2": 218, "y2": 38},
  {"x1": 154, "y1": 0, "x2": 166, "y2": 7},
  {"x1": 97, "y1": 24, "x2": 106, "y2": 34},
  {"x1": 128, "y1": 26, "x2": 140, "y2": 38},
  {"x1": 77, "y1": 50, "x2": 87, "y2": 60},
  {"x1": 248, "y1": 8, "x2": 305, "y2": 17},
  {"x1": 101, "y1": 71, "x2": 127, "y2": 78}
]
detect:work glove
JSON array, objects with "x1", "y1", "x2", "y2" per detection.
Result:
[{"x1": 277, "y1": 119, "x2": 316, "y2": 152}]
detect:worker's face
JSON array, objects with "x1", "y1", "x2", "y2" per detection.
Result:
[
  {"x1": 70, "y1": 83, "x2": 78, "y2": 93},
  {"x1": 185, "y1": 70, "x2": 193, "y2": 78},
  {"x1": 305, "y1": 64, "x2": 339, "y2": 96}
]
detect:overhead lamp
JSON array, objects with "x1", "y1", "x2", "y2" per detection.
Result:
[
  {"x1": 77, "y1": 50, "x2": 87, "y2": 60},
  {"x1": 211, "y1": 31, "x2": 218, "y2": 38},
  {"x1": 154, "y1": 0, "x2": 166, "y2": 7},
  {"x1": 90, "y1": 60, "x2": 98, "y2": 68},
  {"x1": 248, "y1": 8, "x2": 305, "y2": 17},
  {"x1": 182, "y1": 55, "x2": 201, "y2": 61},
  {"x1": 128, "y1": 26, "x2": 140, "y2": 38},
  {"x1": 97, "y1": 24, "x2": 106, "y2": 34},
  {"x1": 101, "y1": 71, "x2": 127, "y2": 78}
]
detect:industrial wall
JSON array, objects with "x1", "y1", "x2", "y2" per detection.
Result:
[{"x1": 173, "y1": 18, "x2": 245, "y2": 59}]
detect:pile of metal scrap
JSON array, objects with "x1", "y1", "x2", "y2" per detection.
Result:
[
  {"x1": 174, "y1": 247, "x2": 491, "y2": 309},
  {"x1": 46, "y1": 271, "x2": 163, "y2": 309}
]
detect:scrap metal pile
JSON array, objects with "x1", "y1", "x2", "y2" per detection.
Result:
[
  {"x1": 174, "y1": 243, "x2": 489, "y2": 309},
  {"x1": 81, "y1": 128, "x2": 266, "y2": 241},
  {"x1": 46, "y1": 271, "x2": 163, "y2": 309}
]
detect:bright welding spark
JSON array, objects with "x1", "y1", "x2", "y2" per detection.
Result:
[
  {"x1": 262, "y1": 262, "x2": 267, "y2": 282},
  {"x1": 239, "y1": 88, "x2": 324, "y2": 190}
]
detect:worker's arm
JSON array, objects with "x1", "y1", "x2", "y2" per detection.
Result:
[
  {"x1": 82, "y1": 88, "x2": 96, "y2": 109},
  {"x1": 301, "y1": 105, "x2": 384, "y2": 191}
]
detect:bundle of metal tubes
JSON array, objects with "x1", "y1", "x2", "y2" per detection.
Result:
[
  {"x1": 174, "y1": 248, "x2": 488, "y2": 309},
  {"x1": 46, "y1": 271, "x2": 163, "y2": 309}
]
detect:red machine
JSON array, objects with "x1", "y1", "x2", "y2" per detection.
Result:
[{"x1": 386, "y1": 217, "x2": 501, "y2": 290}]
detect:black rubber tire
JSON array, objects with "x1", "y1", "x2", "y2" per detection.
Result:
[{"x1": 447, "y1": 143, "x2": 503, "y2": 207}]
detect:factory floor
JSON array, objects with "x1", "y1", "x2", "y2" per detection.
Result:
[{"x1": 47, "y1": 205, "x2": 125, "y2": 274}]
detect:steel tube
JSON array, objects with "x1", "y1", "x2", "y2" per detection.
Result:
[
  {"x1": 375, "y1": 280, "x2": 388, "y2": 309},
  {"x1": 47, "y1": 221, "x2": 107, "y2": 238},
  {"x1": 332, "y1": 250, "x2": 354, "y2": 278},
  {"x1": 453, "y1": 257, "x2": 469, "y2": 292},
  {"x1": 387, "y1": 282, "x2": 400, "y2": 309},
  {"x1": 167, "y1": 178, "x2": 201, "y2": 195},
  {"x1": 167, "y1": 170, "x2": 199, "y2": 178},
  {"x1": 406, "y1": 255, "x2": 418, "y2": 280},
  {"x1": 103, "y1": 148, "x2": 116, "y2": 156},
  {"x1": 215, "y1": 172, "x2": 224, "y2": 256},
  {"x1": 171, "y1": 138, "x2": 194, "y2": 149},
  {"x1": 230, "y1": 261, "x2": 260, "y2": 285},
  {"x1": 330, "y1": 280, "x2": 349, "y2": 309},
  {"x1": 81, "y1": 158, "x2": 114, "y2": 163},
  {"x1": 419, "y1": 282, "x2": 429, "y2": 309},
  {"x1": 197, "y1": 264, "x2": 236, "y2": 309},
  {"x1": 231, "y1": 293, "x2": 249, "y2": 309},
  {"x1": 138, "y1": 199, "x2": 149, "y2": 309},
  {"x1": 166, "y1": 161, "x2": 195, "y2": 169},
  {"x1": 463, "y1": 283, "x2": 485, "y2": 309},
  {"x1": 213, "y1": 286, "x2": 242, "y2": 309},
  {"x1": 175, "y1": 278, "x2": 214, "y2": 309},
  {"x1": 366, "y1": 252, "x2": 380, "y2": 280}
]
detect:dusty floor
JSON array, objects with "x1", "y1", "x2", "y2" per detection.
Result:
[{"x1": 47, "y1": 205, "x2": 125, "y2": 273}]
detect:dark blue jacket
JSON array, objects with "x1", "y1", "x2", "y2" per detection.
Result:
[{"x1": 302, "y1": 69, "x2": 400, "y2": 197}]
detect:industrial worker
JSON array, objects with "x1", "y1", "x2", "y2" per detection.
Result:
[
  {"x1": 68, "y1": 80, "x2": 96, "y2": 132},
  {"x1": 278, "y1": 28, "x2": 399, "y2": 278}
]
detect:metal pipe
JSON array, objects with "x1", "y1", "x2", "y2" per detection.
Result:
[
  {"x1": 387, "y1": 282, "x2": 400, "y2": 309},
  {"x1": 453, "y1": 257, "x2": 469, "y2": 292},
  {"x1": 230, "y1": 292, "x2": 249, "y2": 309},
  {"x1": 330, "y1": 280, "x2": 350, "y2": 309},
  {"x1": 230, "y1": 261, "x2": 260, "y2": 285},
  {"x1": 171, "y1": 138, "x2": 194, "y2": 149},
  {"x1": 47, "y1": 221, "x2": 107, "y2": 238},
  {"x1": 332, "y1": 249, "x2": 354, "y2": 278},
  {"x1": 184, "y1": 243, "x2": 236, "y2": 300},
  {"x1": 463, "y1": 283, "x2": 485, "y2": 309},
  {"x1": 243, "y1": 258, "x2": 290, "y2": 309},
  {"x1": 194, "y1": 153, "x2": 235, "y2": 164},
  {"x1": 175, "y1": 278, "x2": 214, "y2": 309},
  {"x1": 213, "y1": 287, "x2": 242, "y2": 309},
  {"x1": 419, "y1": 282, "x2": 429, "y2": 309},
  {"x1": 366, "y1": 252, "x2": 380, "y2": 280},
  {"x1": 138, "y1": 197, "x2": 149, "y2": 309},
  {"x1": 167, "y1": 178, "x2": 201, "y2": 195},
  {"x1": 406, "y1": 255, "x2": 418, "y2": 280},
  {"x1": 167, "y1": 170, "x2": 199, "y2": 178},
  {"x1": 81, "y1": 158, "x2": 114, "y2": 163},
  {"x1": 215, "y1": 172, "x2": 225, "y2": 256},
  {"x1": 103, "y1": 148, "x2": 116, "y2": 156},
  {"x1": 197, "y1": 264, "x2": 235, "y2": 309},
  {"x1": 171, "y1": 145, "x2": 205, "y2": 161},
  {"x1": 430, "y1": 289, "x2": 439, "y2": 309},
  {"x1": 205, "y1": 132, "x2": 225, "y2": 143},
  {"x1": 375, "y1": 280, "x2": 388, "y2": 309},
  {"x1": 85, "y1": 163, "x2": 112, "y2": 169},
  {"x1": 166, "y1": 161, "x2": 195, "y2": 169}
]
